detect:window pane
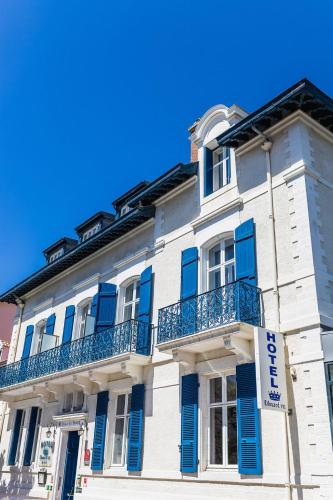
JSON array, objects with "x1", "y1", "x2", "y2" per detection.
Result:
[
  {"x1": 210, "y1": 407, "x2": 223, "y2": 465},
  {"x1": 225, "y1": 264, "x2": 235, "y2": 285},
  {"x1": 210, "y1": 378, "x2": 222, "y2": 403},
  {"x1": 135, "y1": 281, "x2": 140, "y2": 299},
  {"x1": 209, "y1": 270, "x2": 221, "y2": 291},
  {"x1": 328, "y1": 363, "x2": 333, "y2": 381},
  {"x1": 330, "y1": 385, "x2": 333, "y2": 412},
  {"x1": 127, "y1": 394, "x2": 131, "y2": 414},
  {"x1": 112, "y1": 418, "x2": 125, "y2": 464},
  {"x1": 125, "y1": 283, "x2": 134, "y2": 303},
  {"x1": 227, "y1": 406, "x2": 237, "y2": 465},
  {"x1": 124, "y1": 304, "x2": 132, "y2": 322},
  {"x1": 227, "y1": 375, "x2": 236, "y2": 401},
  {"x1": 75, "y1": 391, "x2": 84, "y2": 411},
  {"x1": 209, "y1": 245, "x2": 221, "y2": 268},
  {"x1": 116, "y1": 394, "x2": 126, "y2": 415},
  {"x1": 225, "y1": 240, "x2": 234, "y2": 262},
  {"x1": 134, "y1": 302, "x2": 139, "y2": 320}
]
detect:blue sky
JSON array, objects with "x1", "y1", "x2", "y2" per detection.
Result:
[{"x1": 0, "y1": 0, "x2": 332, "y2": 292}]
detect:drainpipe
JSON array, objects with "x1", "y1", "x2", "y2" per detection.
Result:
[{"x1": 252, "y1": 127, "x2": 292, "y2": 500}]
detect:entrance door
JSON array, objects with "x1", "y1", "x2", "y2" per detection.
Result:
[{"x1": 61, "y1": 431, "x2": 80, "y2": 500}]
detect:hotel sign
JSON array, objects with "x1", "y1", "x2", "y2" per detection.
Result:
[{"x1": 254, "y1": 328, "x2": 288, "y2": 412}]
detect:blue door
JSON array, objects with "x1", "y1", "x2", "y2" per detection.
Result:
[{"x1": 61, "y1": 431, "x2": 80, "y2": 500}]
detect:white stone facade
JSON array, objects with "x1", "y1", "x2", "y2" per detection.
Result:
[{"x1": 0, "y1": 83, "x2": 333, "y2": 500}]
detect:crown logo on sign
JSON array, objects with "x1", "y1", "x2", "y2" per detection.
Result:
[{"x1": 269, "y1": 391, "x2": 281, "y2": 401}]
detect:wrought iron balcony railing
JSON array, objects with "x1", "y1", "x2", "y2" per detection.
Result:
[
  {"x1": 0, "y1": 319, "x2": 151, "y2": 390},
  {"x1": 157, "y1": 281, "x2": 261, "y2": 344}
]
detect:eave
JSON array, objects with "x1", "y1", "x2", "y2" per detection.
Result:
[
  {"x1": 0, "y1": 206, "x2": 155, "y2": 304},
  {"x1": 217, "y1": 79, "x2": 333, "y2": 149},
  {"x1": 127, "y1": 162, "x2": 198, "y2": 207}
]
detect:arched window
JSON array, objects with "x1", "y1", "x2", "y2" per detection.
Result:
[
  {"x1": 206, "y1": 237, "x2": 235, "y2": 291},
  {"x1": 122, "y1": 279, "x2": 140, "y2": 322}
]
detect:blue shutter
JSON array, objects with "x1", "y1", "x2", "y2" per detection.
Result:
[
  {"x1": 21, "y1": 325, "x2": 34, "y2": 359},
  {"x1": 181, "y1": 248, "x2": 198, "y2": 300},
  {"x1": 45, "y1": 313, "x2": 56, "y2": 335},
  {"x1": 62, "y1": 306, "x2": 75, "y2": 344},
  {"x1": 180, "y1": 373, "x2": 198, "y2": 473},
  {"x1": 90, "y1": 293, "x2": 98, "y2": 318},
  {"x1": 127, "y1": 384, "x2": 145, "y2": 471},
  {"x1": 95, "y1": 283, "x2": 117, "y2": 332},
  {"x1": 204, "y1": 147, "x2": 213, "y2": 196},
  {"x1": 8, "y1": 409, "x2": 24, "y2": 465},
  {"x1": 91, "y1": 391, "x2": 109, "y2": 471},
  {"x1": 136, "y1": 266, "x2": 153, "y2": 355},
  {"x1": 23, "y1": 407, "x2": 39, "y2": 466},
  {"x1": 235, "y1": 218, "x2": 257, "y2": 286},
  {"x1": 236, "y1": 363, "x2": 262, "y2": 475}
]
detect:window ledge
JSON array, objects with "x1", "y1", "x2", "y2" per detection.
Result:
[{"x1": 202, "y1": 182, "x2": 237, "y2": 206}]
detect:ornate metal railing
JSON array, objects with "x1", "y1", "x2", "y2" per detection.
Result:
[
  {"x1": 0, "y1": 319, "x2": 151, "y2": 390},
  {"x1": 157, "y1": 281, "x2": 261, "y2": 344}
]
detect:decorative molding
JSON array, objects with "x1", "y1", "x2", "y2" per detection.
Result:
[
  {"x1": 72, "y1": 273, "x2": 101, "y2": 292},
  {"x1": 33, "y1": 298, "x2": 54, "y2": 313},
  {"x1": 191, "y1": 197, "x2": 243, "y2": 230}
]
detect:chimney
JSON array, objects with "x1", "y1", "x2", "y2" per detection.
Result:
[{"x1": 188, "y1": 119, "x2": 200, "y2": 163}]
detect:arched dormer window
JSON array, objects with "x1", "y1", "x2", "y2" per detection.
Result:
[
  {"x1": 204, "y1": 236, "x2": 235, "y2": 292},
  {"x1": 119, "y1": 278, "x2": 140, "y2": 322}
]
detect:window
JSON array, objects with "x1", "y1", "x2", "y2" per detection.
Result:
[
  {"x1": 120, "y1": 205, "x2": 130, "y2": 216},
  {"x1": 326, "y1": 362, "x2": 333, "y2": 439},
  {"x1": 30, "y1": 408, "x2": 42, "y2": 464},
  {"x1": 14, "y1": 410, "x2": 26, "y2": 465},
  {"x1": 32, "y1": 322, "x2": 46, "y2": 355},
  {"x1": 77, "y1": 300, "x2": 94, "y2": 338},
  {"x1": 123, "y1": 280, "x2": 140, "y2": 322},
  {"x1": 112, "y1": 393, "x2": 131, "y2": 466},
  {"x1": 208, "y1": 375, "x2": 237, "y2": 466},
  {"x1": 205, "y1": 146, "x2": 231, "y2": 196},
  {"x1": 207, "y1": 238, "x2": 235, "y2": 291},
  {"x1": 49, "y1": 248, "x2": 64, "y2": 263},
  {"x1": 212, "y1": 147, "x2": 231, "y2": 192},
  {"x1": 82, "y1": 223, "x2": 101, "y2": 242},
  {"x1": 62, "y1": 391, "x2": 85, "y2": 413}
]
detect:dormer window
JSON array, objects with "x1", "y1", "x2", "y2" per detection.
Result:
[
  {"x1": 49, "y1": 248, "x2": 64, "y2": 263},
  {"x1": 82, "y1": 222, "x2": 102, "y2": 242},
  {"x1": 204, "y1": 146, "x2": 231, "y2": 196},
  {"x1": 43, "y1": 237, "x2": 77, "y2": 264},
  {"x1": 75, "y1": 212, "x2": 115, "y2": 242},
  {"x1": 120, "y1": 205, "x2": 130, "y2": 217}
]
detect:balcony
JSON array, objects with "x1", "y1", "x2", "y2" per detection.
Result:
[
  {"x1": 0, "y1": 319, "x2": 151, "y2": 395},
  {"x1": 157, "y1": 281, "x2": 261, "y2": 354}
]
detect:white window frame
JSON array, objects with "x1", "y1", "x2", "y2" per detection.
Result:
[
  {"x1": 75, "y1": 298, "x2": 93, "y2": 340},
  {"x1": 206, "y1": 372, "x2": 237, "y2": 469},
  {"x1": 49, "y1": 247, "x2": 64, "y2": 263},
  {"x1": 121, "y1": 278, "x2": 140, "y2": 323},
  {"x1": 62, "y1": 391, "x2": 85, "y2": 413},
  {"x1": 205, "y1": 237, "x2": 235, "y2": 293},
  {"x1": 212, "y1": 147, "x2": 231, "y2": 193},
  {"x1": 82, "y1": 222, "x2": 102, "y2": 242},
  {"x1": 32, "y1": 321, "x2": 46, "y2": 356},
  {"x1": 110, "y1": 392, "x2": 131, "y2": 467}
]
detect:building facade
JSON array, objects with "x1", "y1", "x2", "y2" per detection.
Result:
[{"x1": 0, "y1": 79, "x2": 333, "y2": 500}]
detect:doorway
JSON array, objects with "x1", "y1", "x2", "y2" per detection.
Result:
[{"x1": 61, "y1": 431, "x2": 80, "y2": 500}]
